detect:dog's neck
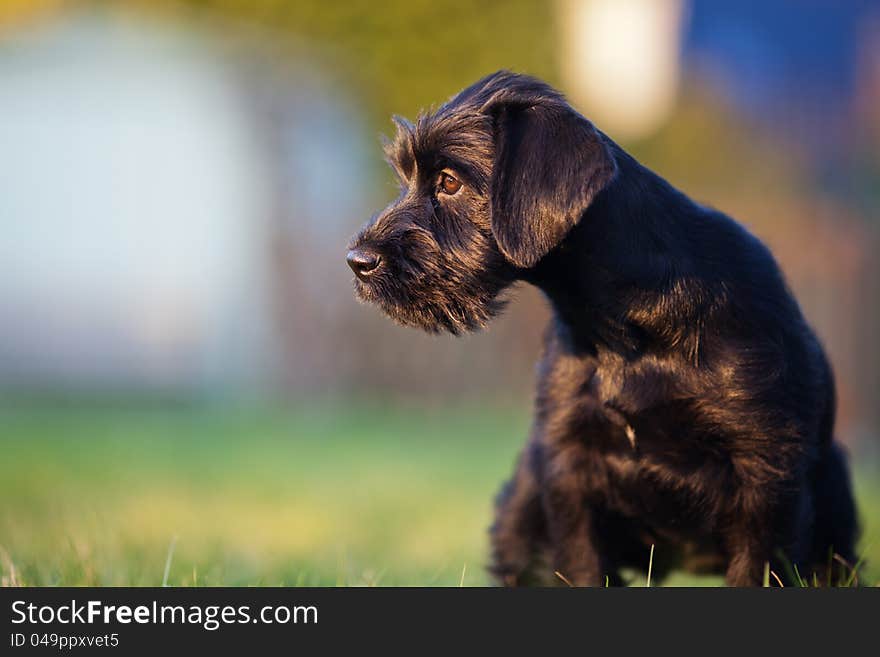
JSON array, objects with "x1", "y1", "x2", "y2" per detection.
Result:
[{"x1": 523, "y1": 145, "x2": 708, "y2": 357}]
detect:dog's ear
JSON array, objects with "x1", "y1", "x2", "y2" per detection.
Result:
[{"x1": 483, "y1": 89, "x2": 617, "y2": 268}]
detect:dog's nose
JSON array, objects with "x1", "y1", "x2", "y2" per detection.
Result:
[{"x1": 346, "y1": 248, "x2": 382, "y2": 279}]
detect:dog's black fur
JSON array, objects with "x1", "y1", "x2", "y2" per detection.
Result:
[{"x1": 347, "y1": 71, "x2": 859, "y2": 586}]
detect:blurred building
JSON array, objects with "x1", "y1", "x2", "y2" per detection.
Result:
[{"x1": 0, "y1": 13, "x2": 370, "y2": 395}]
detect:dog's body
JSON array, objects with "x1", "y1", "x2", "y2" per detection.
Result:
[{"x1": 347, "y1": 72, "x2": 858, "y2": 586}]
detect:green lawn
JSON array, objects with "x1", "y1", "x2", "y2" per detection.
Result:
[{"x1": 1, "y1": 401, "x2": 877, "y2": 586}]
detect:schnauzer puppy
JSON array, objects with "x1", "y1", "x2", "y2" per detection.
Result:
[{"x1": 346, "y1": 71, "x2": 858, "y2": 586}]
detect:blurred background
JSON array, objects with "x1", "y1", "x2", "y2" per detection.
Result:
[{"x1": 1, "y1": 0, "x2": 878, "y2": 586}]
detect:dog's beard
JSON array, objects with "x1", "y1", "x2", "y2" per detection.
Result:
[{"x1": 353, "y1": 267, "x2": 509, "y2": 335}]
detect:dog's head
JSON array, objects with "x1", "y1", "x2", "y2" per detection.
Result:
[{"x1": 347, "y1": 71, "x2": 617, "y2": 334}]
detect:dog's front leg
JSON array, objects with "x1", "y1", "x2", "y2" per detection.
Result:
[
  {"x1": 723, "y1": 487, "x2": 810, "y2": 587},
  {"x1": 723, "y1": 523, "x2": 775, "y2": 586},
  {"x1": 723, "y1": 456, "x2": 810, "y2": 586},
  {"x1": 541, "y1": 444, "x2": 607, "y2": 587},
  {"x1": 490, "y1": 442, "x2": 550, "y2": 586}
]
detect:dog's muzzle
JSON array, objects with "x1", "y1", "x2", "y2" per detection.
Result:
[{"x1": 346, "y1": 247, "x2": 382, "y2": 281}]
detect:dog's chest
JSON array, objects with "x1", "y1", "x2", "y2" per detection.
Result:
[
  {"x1": 557, "y1": 396, "x2": 727, "y2": 534},
  {"x1": 594, "y1": 446, "x2": 716, "y2": 534},
  {"x1": 539, "y1": 340, "x2": 730, "y2": 532}
]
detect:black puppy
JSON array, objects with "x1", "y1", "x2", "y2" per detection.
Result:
[{"x1": 347, "y1": 71, "x2": 858, "y2": 586}]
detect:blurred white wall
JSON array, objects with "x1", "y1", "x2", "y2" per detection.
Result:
[{"x1": 0, "y1": 13, "x2": 368, "y2": 394}]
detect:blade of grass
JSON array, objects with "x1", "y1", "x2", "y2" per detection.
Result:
[
  {"x1": 844, "y1": 548, "x2": 869, "y2": 587},
  {"x1": 646, "y1": 544, "x2": 655, "y2": 587},
  {"x1": 554, "y1": 570, "x2": 573, "y2": 587},
  {"x1": 161, "y1": 535, "x2": 177, "y2": 587},
  {"x1": 775, "y1": 549, "x2": 798, "y2": 586},
  {"x1": 793, "y1": 563, "x2": 805, "y2": 588},
  {"x1": 0, "y1": 546, "x2": 20, "y2": 587},
  {"x1": 770, "y1": 570, "x2": 784, "y2": 587}
]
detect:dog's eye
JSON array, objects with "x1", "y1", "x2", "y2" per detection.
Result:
[{"x1": 438, "y1": 172, "x2": 462, "y2": 196}]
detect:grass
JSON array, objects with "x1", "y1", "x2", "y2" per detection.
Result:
[{"x1": 0, "y1": 399, "x2": 877, "y2": 586}]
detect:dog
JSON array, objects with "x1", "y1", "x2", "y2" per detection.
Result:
[{"x1": 346, "y1": 71, "x2": 859, "y2": 586}]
